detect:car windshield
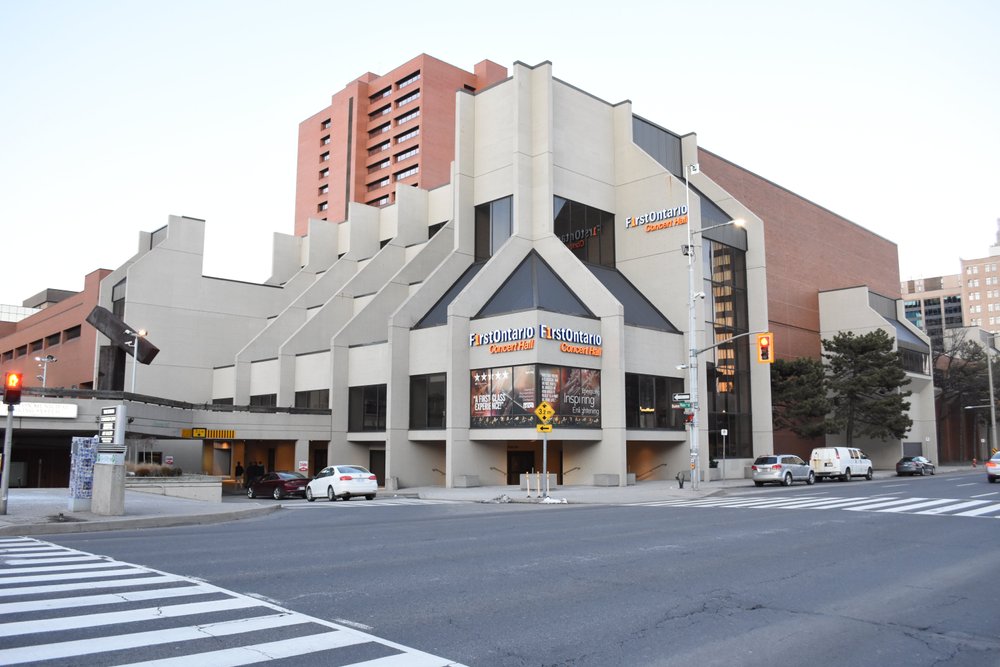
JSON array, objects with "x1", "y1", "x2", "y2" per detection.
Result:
[
  {"x1": 899, "y1": 457, "x2": 915, "y2": 462},
  {"x1": 754, "y1": 456, "x2": 778, "y2": 465},
  {"x1": 277, "y1": 472, "x2": 305, "y2": 480}
]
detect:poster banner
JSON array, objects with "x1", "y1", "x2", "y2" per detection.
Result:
[
  {"x1": 471, "y1": 364, "x2": 600, "y2": 428},
  {"x1": 470, "y1": 366, "x2": 536, "y2": 427}
]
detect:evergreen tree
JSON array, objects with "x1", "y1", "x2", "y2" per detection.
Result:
[
  {"x1": 932, "y1": 334, "x2": 991, "y2": 422},
  {"x1": 770, "y1": 357, "x2": 837, "y2": 438},
  {"x1": 822, "y1": 329, "x2": 912, "y2": 446}
]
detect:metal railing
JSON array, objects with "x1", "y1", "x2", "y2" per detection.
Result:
[{"x1": 636, "y1": 463, "x2": 668, "y2": 480}]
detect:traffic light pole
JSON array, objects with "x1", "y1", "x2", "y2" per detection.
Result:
[{"x1": 0, "y1": 409, "x2": 13, "y2": 515}]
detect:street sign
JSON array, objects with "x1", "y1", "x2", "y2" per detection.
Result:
[
  {"x1": 536, "y1": 423, "x2": 553, "y2": 433},
  {"x1": 534, "y1": 401, "x2": 555, "y2": 423},
  {"x1": 679, "y1": 402, "x2": 691, "y2": 409},
  {"x1": 672, "y1": 393, "x2": 690, "y2": 401}
]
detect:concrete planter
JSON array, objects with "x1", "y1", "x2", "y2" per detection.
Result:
[{"x1": 125, "y1": 475, "x2": 223, "y2": 503}]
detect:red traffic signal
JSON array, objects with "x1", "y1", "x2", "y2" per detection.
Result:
[
  {"x1": 3, "y1": 372, "x2": 23, "y2": 405},
  {"x1": 756, "y1": 332, "x2": 775, "y2": 364}
]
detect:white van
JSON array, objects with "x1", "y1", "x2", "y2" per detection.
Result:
[{"x1": 810, "y1": 447, "x2": 873, "y2": 481}]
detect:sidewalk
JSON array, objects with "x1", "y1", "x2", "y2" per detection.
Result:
[{"x1": 0, "y1": 467, "x2": 974, "y2": 537}]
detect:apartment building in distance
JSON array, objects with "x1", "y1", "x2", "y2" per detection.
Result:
[
  {"x1": 294, "y1": 54, "x2": 508, "y2": 235},
  {"x1": 902, "y1": 274, "x2": 963, "y2": 353},
  {"x1": 902, "y1": 219, "x2": 1000, "y2": 350}
]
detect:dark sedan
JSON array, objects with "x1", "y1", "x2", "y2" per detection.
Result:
[
  {"x1": 247, "y1": 471, "x2": 308, "y2": 499},
  {"x1": 895, "y1": 456, "x2": 935, "y2": 476}
]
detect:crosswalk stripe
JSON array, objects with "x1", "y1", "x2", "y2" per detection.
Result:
[
  {"x1": 0, "y1": 564, "x2": 142, "y2": 584},
  {"x1": 0, "y1": 538, "x2": 464, "y2": 667},
  {"x1": 0, "y1": 612, "x2": 316, "y2": 664},
  {"x1": 625, "y1": 493, "x2": 1000, "y2": 518},
  {"x1": 0, "y1": 573, "x2": 188, "y2": 597},
  {"x1": 0, "y1": 559, "x2": 121, "y2": 575},
  {"x1": 0, "y1": 596, "x2": 262, "y2": 637},
  {"x1": 916, "y1": 500, "x2": 991, "y2": 515},
  {"x1": 0, "y1": 582, "x2": 215, "y2": 615},
  {"x1": 2, "y1": 554, "x2": 106, "y2": 565},
  {"x1": 953, "y1": 503, "x2": 1000, "y2": 517},
  {"x1": 874, "y1": 498, "x2": 959, "y2": 513},
  {"x1": 844, "y1": 497, "x2": 933, "y2": 511}
]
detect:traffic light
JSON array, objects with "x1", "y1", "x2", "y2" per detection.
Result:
[
  {"x1": 756, "y1": 333, "x2": 775, "y2": 364},
  {"x1": 3, "y1": 372, "x2": 23, "y2": 405}
]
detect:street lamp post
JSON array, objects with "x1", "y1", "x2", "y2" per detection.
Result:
[
  {"x1": 683, "y1": 162, "x2": 744, "y2": 490},
  {"x1": 987, "y1": 336, "x2": 998, "y2": 457},
  {"x1": 124, "y1": 329, "x2": 146, "y2": 394},
  {"x1": 34, "y1": 355, "x2": 56, "y2": 388}
]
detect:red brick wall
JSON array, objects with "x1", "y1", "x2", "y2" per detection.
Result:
[
  {"x1": 699, "y1": 149, "x2": 901, "y2": 360},
  {"x1": 294, "y1": 55, "x2": 508, "y2": 237},
  {"x1": 0, "y1": 269, "x2": 111, "y2": 390}
]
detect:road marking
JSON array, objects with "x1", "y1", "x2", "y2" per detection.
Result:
[
  {"x1": 0, "y1": 538, "x2": 466, "y2": 667},
  {"x1": 917, "y1": 500, "x2": 992, "y2": 515},
  {"x1": 626, "y1": 493, "x2": 1000, "y2": 519},
  {"x1": 971, "y1": 492, "x2": 999, "y2": 498},
  {"x1": 953, "y1": 503, "x2": 1000, "y2": 517},
  {"x1": 955, "y1": 483, "x2": 978, "y2": 487}
]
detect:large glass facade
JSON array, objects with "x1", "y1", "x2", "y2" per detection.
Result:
[{"x1": 703, "y1": 240, "x2": 752, "y2": 459}]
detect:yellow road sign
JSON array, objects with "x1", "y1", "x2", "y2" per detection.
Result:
[
  {"x1": 536, "y1": 423, "x2": 553, "y2": 433},
  {"x1": 534, "y1": 401, "x2": 555, "y2": 422}
]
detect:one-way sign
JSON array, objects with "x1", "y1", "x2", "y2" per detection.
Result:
[{"x1": 672, "y1": 393, "x2": 690, "y2": 401}]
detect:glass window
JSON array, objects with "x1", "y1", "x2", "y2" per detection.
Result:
[
  {"x1": 553, "y1": 196, "x2": 616, "y2": 268},
  {"x1": 410, "y1": 373, "x2": 446, "y2": 428},
  {"x1": 63, "y1": 325, "x2": 81, "y2": 341},
  {"x1": 474, "y1": 196, "x2": 512, "y2": 261},
  {"x1": 625, "y1": 373, "x2": 684, "y2": 429},
  {"x1": 249, "y1": 394, "x2": 277, "y2": 407},
  {"x1": 349, "y1": 384, "x2": 386, "y2": 431},
  {"x1": 295, "y1": 389, "x2": 329, "y2": 409}
]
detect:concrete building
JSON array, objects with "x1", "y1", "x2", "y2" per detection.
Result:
[
  {"x1": 2, "y1": 58, "x2": 937, "y2": 487},
  {"x1": 901, "y1": 274, "x2": 963, "y2": 353}
]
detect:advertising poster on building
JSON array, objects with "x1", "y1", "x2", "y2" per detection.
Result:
[
  {"x1": 472, "y1": 364, "x2": 600, "y2": 428},
  {"x1": 470, "y1": 366, "x2": 537, "y2": 427}
]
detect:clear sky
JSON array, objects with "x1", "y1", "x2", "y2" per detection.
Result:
[{"x1": 1, "y1": 0, "x2": 997, "y2": 308}]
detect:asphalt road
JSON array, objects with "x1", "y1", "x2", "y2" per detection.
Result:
[{"x1": 34, "y1": 470, "x2": 1000, "y2": 666}]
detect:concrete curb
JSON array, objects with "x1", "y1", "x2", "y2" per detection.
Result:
[{"x1": 0, "y1": 504, "x2": 282, "y2": 537}]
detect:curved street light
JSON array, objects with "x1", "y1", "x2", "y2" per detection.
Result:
[{"x1": 33, "y1": 354, "x2": 57, "y2": 388}]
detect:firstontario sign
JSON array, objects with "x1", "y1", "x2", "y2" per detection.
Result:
[
  {"x1": 624, "y1": 205, "x2": 688, "y2": 232},
  {"x1": 470, "y1": 325, "x2": 602, "y2": 356}
]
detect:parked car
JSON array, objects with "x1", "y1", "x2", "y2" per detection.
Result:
[
  {"x1": 810, "y1": 447, "x2": 873, "y2": 481},
  {"x1": 895, "y1": 456, "x2": 936, "y2": 476},
  {"x1": 752, "y1": 454, "x2": 815, "y2": 486},
  {"x1": 247, "y1": 471, "x2": 308, "y2": 499},
  {"x1": 987, "y1": 452, "x2": 1000, "y2": 483},
  {"x1": 306, "y1": 465, "x2": 378, "y2": 501}
]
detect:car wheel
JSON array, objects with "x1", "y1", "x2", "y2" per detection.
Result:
[
  {"x1": 782, "y1": 473, "x2": 793, "y2": 487},
  {"x1": 754, "y1": 481, "x2": 763, "y2": 487},
  {"x1": 865, "y1": 467, "x2": 873, "y2": 481},
  {"x1": 327, "y1": 486, "x2": 335, "y2": 501},
  {"x1": 365, "y1": 494, "x2": 375, "y2": 500},
  {"x1": 919, "y1": 467, "x2": 925, "y2": 476},
  {"x1": 273, "y1": 487, "x2": 283, "y2": 500},
  {"x1": 247, "y1": 487, "x2": 256, "y2": 499},
  {"x1": 930, "y1": 467, "x2": 935, "y2": 475},
  {"x1": 842, "y1": 468, "x2": 851, "y2": 482},
  {"x1": 306, "y1": 487, "x2": 315, "y2": 502},
  {"x1": 806, "y1": 471, "x2": 815, "y2": 485},
  {"x1": 989, "y1": 476, "x2": 997, "y2": 484},
  {"x1": 343, "y1": 494, "x2": 351, "y2": 501}
]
